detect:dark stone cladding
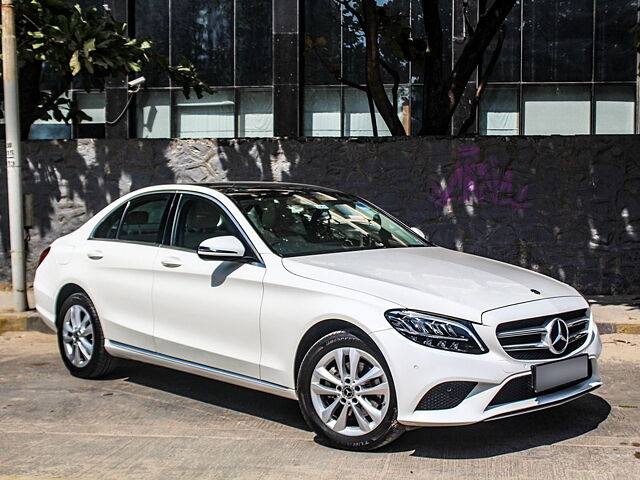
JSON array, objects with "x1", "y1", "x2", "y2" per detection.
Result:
[{"x1": 0, "y1": 135, "x2": 638, "y2": 295}]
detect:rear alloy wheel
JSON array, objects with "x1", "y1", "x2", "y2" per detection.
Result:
[
  {"x1": 61, "y1": 304, "x2": 94, "y2": 368},
  {"x1": 298, "y1": 331, "x2": 405, "y2": 450},
  {"x1": 57, "y1": 292, "x2": 116, "y2": 378}
]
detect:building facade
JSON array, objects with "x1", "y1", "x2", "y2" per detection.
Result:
[{"x1": 29, "y1": 0, "x2": 640, "y2": 139}]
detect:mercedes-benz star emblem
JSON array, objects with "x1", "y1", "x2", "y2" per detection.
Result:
[{"x1": 544, "y1": 317, "x2": 570, "y2": 354}]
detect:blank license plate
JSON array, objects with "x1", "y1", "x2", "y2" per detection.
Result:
[{"x1": 532, "y1": 354, "x2": 589, "y2": 393}]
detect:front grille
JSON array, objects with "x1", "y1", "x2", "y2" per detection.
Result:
[
  {"x1": 415, "y1": 381, "x2": 477, "y2": 411},
  {"x1": 496, "y1": 309, "x2": 590, "y2": 361}
]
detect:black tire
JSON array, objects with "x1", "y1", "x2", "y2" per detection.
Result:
[
  {"x1": 297, "y1": 331, "x2": 405, "y2": 451},
  {"x1": 57, "y1": 292, "x2": 116, "y2": 379}
]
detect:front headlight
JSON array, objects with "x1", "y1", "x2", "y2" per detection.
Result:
[{"x1": 385, "y1": 309, "x2": 487, "y2": 354}]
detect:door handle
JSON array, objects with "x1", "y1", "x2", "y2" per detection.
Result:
[
  {"x1": 87, "y1": 250, "x2": 104, "y2": 260},
  {"x1": 161, "y1": 257, "x2": 182, "y2": 268}
]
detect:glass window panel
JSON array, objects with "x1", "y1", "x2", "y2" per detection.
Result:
[
  {"x1": 40, "y1": 61, "x2": 65, "y2": 91},
  {"x1": 171, "y1": 0, "x2": 233, "y2": 86},
  {"x1": 175, "y1": 91, "x2": 235, "y2": 138},
  {"x1": 484, "y1": 0, "x2": 521, "y2": 82},
  {"x1": 239, "y1": 88, "x2": 273, "y2": 137},
  {"x1": 137, "y1": 91, "x2": 171, "y2": 138},
  {"x1": 74, "y1": 92, "x2": 106, "y2": 123},
  {"x1": 119, "y1": 194, "x2": 172, "y2": 245},
  {"x1": 378, "y1": 0, "x2": 409, "y2": 84},
  {"x1": 93, "y1": 204, "x2": 126, "y2": 239},
  {"x1": 342, "y1": 1, "x2": 410, "y2": 85},
  {"x1": 411, "y1": 0, "x2": 452, "y2": 83},
  {"x1": 344, "y1": 86, "x2": 408, "y2": 137},
  {"x1": 594, "y1": 0, "x2": 637, "y2": 81},
  {"x1": 523, "y1": 1, "x2": 593, "y2": 82},
  {"x1": 135, "y1": 0, "x2": 169, "y2": 87},
  {"x1": 303, "y1": 87, "x2": 341, "y2": 136},
  {"x1": 28, "y1": 124, "x2": 72, "y2": 140},
  {"x1": 523, "y1": 85, "x2": 590, "y2": 135},
  {"x1": 479, "y1": 87, "x2": 519, "y2": 135},
  {"x1": 173, "y1": 195, "x2": 241, "y2": 250},
  {"x1": 595, "y1": 85, "x2": 635, "y2": 135},
  {"x1": 342, "y1": 3, "x2": 366, "y2": 85},
  {"x1": 236, "y1": 0, "x2": 272, "y2": 85},
  {"x1": 304, "y1": 0, "x2": 341, "y2": 85}
]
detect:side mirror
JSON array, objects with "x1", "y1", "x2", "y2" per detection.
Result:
[
  {"x1": 410, "y1": 227, "x2": 426, "y2": 239},
  {"x1": 197, "y1": 236, "x2": 246, "y2": 260}
]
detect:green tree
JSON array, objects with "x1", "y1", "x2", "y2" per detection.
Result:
[
  {"x1": 307, "y1": 0, "x2": 516, "y2": 136},
  {"x1": 0, "y1": 0, "x2": 211, "y2": 137}
]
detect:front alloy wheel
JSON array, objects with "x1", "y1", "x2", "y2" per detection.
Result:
[
  {"x1": 310, "y1": 347, "x2": 390, "y2": 436},
  {"x1": 298, "y1": 331, "x2": 405, "y2": 450}
]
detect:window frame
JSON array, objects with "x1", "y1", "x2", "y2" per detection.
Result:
[{"x1": 89, "y1": 191, "x2": 176, "y2": 247}]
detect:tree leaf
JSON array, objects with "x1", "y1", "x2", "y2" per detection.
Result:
[
  {"x1": 83, "y1": 38, "x2": 96, "y2": 56},
  {"x1": 69, "y1": 50, "x2": 81, "y2": 75}
]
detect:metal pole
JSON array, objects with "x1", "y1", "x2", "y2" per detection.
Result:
[{"x1": 2, "y1": 0, "x2": 27, "y2": 312}]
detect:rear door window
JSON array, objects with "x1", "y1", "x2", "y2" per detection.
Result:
[
  {"x1": 92, "y1": 204, "x2": 126, "y2": 239},
  {"x1": 118, "y1": 194, "x2": 173, "y2": 245}
]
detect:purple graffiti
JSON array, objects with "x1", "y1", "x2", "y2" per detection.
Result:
[{"x1": 427, "y1": 147, "x2": 530, "y2": 211}]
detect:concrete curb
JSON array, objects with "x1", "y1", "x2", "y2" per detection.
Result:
[
  {"x1": 0, "y1": 311, "x2": 53, "y2": 335},
  {"x1": 1, "y1": 313, "x2": 638, "y2": 336}
]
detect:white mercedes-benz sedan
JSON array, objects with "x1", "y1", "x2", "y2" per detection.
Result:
[{"x1": 34, "y1": 182, "x2": 602, "y2": 450}]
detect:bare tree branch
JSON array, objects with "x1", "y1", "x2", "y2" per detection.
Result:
[
  {"x1": 445, "y1": 0, "x2": 517, "y2": 119},
  {"x1": 379, "y1": 56, "x2": 400, "y2": 112},
  {"x1": 362, "y1": 0, "x2": 406, "y2": 136}
]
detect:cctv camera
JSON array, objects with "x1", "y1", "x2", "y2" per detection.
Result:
[{"x1": 127, "y1": 76, "x2": 146, "y2": 91}]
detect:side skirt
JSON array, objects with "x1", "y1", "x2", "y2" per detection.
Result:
[{"x1": 106, "y1": 340, "x2": 298, "y2": 400}]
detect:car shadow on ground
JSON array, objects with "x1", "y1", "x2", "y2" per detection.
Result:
[
  {"x1": 108, "y1": 360, "x2": 610, "y2": 458},
  {"x1": 382, "y1": 393, "x2": 611, "y2": 458},
  {"x1": 108, "y1": 359, "x2": 311, "y2": 431}
]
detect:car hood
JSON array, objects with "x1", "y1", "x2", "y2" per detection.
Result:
[{"x1": 282, "y1": 247, "x2": 581, "y2": 324}]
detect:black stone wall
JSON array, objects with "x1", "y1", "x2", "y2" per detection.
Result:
[{"x1": 1, "y1": 135, "x2": 638, "y2": 294}]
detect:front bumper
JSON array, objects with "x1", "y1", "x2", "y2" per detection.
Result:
[{"x1": 371, "y1": 320, "x2": 602, "y2": 427}]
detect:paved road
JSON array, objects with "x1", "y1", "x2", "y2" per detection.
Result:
[{"x1": 0, "y1": 332, "x2": 639, "y2": 479}]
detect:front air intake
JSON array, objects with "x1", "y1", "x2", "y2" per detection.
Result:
[{"x1": 415, "y1": 381, "x2": 477, "y2": 411}]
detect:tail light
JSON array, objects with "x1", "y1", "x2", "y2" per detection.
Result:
[{"x1": 37, "y1": 246, "x2": 51, "y2": 268}]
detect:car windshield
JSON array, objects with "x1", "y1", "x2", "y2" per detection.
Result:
[{"x1": 226, "y1": 188, "x2": 430, "y2": 257}]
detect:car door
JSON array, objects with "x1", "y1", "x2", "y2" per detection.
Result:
[
  {"x1": 82, "y1": 192, "x2": 174, "y2": 351},
  {"x1": 152, "y1": 193, "x2": 265, "y2": 378}
]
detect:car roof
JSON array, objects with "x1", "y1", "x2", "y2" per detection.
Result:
[{"x1": 196, "y1": 182, "x2": 342, "y2": 195}]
